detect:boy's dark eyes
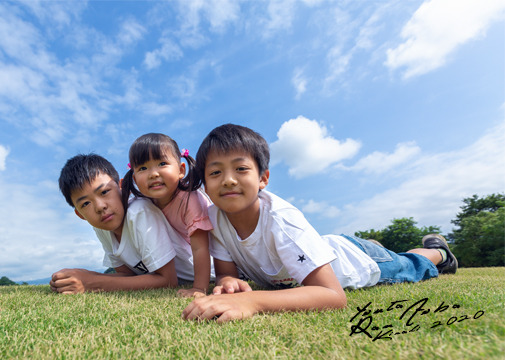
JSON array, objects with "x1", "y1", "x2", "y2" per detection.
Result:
[{"x1": 208, "y1": 170, "x2": 221, "y2": 176}]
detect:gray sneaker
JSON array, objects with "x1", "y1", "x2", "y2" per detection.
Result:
[{"x1": 422, "y1": 234, "x2": 458, "y2": 274}]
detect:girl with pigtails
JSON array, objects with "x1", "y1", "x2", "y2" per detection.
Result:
[{"x1": 122, "y1": 133, "x2": 213, "y2": 298}]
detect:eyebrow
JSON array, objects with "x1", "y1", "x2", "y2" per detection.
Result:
[
  {"x1": 74, "y1": 183, "x2": 106, "y2": 204},
  {"x1": 207, "y1": 157, "x2": 249, "y2": 168}
]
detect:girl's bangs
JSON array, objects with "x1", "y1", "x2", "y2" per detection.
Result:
[{"x1": 130, "y1": 136, "x2": 178, "y2": 167}]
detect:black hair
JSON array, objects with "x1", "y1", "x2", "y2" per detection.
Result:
[
  {"x1": 196, "y1": 124, "x2": 270, "y2": 184},
  {"x1": 121, "y1": 133, "x2": 202, "y2": 211},
  {"x1": 59, "y1": 153, "x2": 119, "y2": 208}
]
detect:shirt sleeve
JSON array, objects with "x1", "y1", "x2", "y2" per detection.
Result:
[
  {"x1": 269, "y1": 208, "x2": 338, "y2": 284},
  {"x1": 183, "y1": 190, "x2": 214, "y2": 236}
]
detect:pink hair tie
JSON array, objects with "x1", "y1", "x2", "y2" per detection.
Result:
[
  {"x1": 127, "y1": 163, "x2": 131, "y2": 170},
  {"x1": 181, "y1": 149, "x2": 189, "y2": 157}
]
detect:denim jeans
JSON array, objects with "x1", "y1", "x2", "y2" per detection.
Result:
[{"x1": 340, "y1": 234, "x2": 439, "y2": 284}]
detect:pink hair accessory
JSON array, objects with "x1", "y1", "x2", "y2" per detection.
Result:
[
  {"x1": 127, "y1": 163, "x2": 131, "y2": 170},
  {"x1": 181, "y1": 149, "x2": 189, "y2": 157}
]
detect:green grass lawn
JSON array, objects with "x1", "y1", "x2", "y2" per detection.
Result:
[{"x1": 1, "y1": 267, "x2": 504, "y2": 359}]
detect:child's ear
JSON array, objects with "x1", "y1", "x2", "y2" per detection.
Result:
[
  {"x1": 74, "y1": 208, "x2": 85, "y2": 220},
  {"x1": 179, "y1": 162, "x2": 186, "y2": 179},
  {"x1": 119, "y1": 178, "x2": 124, "y2": 190},
  {"x1": 259, "y1": 169, "x2": 270, "y2": 190}
]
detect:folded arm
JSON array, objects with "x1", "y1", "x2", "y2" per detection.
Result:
[
  {"x1": 50, "y1": 260, "x2": 178, "y2": 294},
  {"x1": 182, "y1": 263, "x2": 346, "y2": 323}
]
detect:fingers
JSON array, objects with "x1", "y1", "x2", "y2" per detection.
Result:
[
  {"x1": 182, "y1": 297, "x2": 221, "y2": 321},
  {"x1": 49, "y1": 273, "x2": 84, "y2": 294},
  {"x1": 212, "y1": 285, "x2": 224, "y2": 295},
  {"x1": 238, "y1": 281, "x2": 252, "y2": 292},
  {"x1": 177, "y1": 288, "x2": 207, "y2": 298},
  {"x1": 215, "y1": 280, "x2": 251, "y2": 294},
  {"x1": 182, "y1": 293, "x2": 255, "y2": 323}
]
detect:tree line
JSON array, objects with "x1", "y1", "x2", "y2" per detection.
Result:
[
  {"x1": 355, "y1": 193, "x2": 504, "y2": 268},
  {"x1": 1, "y1": 193, "x2": 503, "y2": 286}
]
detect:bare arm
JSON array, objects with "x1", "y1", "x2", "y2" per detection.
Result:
[
  {"x1": 177, "y1": 229, "x2": 211, "y2": 298},
  {"x1": 182, "y1": 263, "x2": 346, "y2": 323},
  {"x1": 50, "y1": 260, "x2": 178, "y2": 294}
]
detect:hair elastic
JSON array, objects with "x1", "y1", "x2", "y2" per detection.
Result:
[{"x1": 181, "y1": 149, "x2": 189, "y2": 157}]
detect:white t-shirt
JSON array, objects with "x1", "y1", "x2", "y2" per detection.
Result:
[
  {"x1": 209, "y1": 191, "x2": 380, "y2": 289},
  {"x1": 94, "y1": 197, "x2": 195, "y2": 281}
]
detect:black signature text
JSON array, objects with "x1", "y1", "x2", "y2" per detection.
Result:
[{"x1": 349, "y1": 298, "x2": 485, "y2": 341}]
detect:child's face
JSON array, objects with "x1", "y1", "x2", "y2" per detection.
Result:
[
  {"x1": 204, "y1": 150, "x2": 269, "y2": 217},
  {"x1": 132, "y1": 152, "x2": 185, "y2": 208},
  {"x1": 71, "y1": 173, "x2": 125, "y2": 236}
]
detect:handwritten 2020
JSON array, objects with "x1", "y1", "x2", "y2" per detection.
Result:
[{"x1": 349, "y1": 298, "x2": 485, "y2": 341}]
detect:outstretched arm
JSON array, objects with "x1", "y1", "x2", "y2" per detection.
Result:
[
  {"x1": 50, "y1": 260, "x2": 178, "y2": 294},
  {"x1": 182, "y1": 263, "x2": 346, "y2": 323}
]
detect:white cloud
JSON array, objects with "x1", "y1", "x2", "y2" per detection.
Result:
[
  {"x1": 144, "y1": 37, "x2": 183, "y2": 70},
  {"x1": 270, "y1": 116, "x2": 361, "y2": 178},
  {"x1": 118, "y1": 19, "x2": 146, "y2": 46},
  {"x1": 349, "y1": 141, "x2": 421, "y2": 174},
  {"x1": 261, "y1": 0, "x2": 296, "y2": 38},
  {"x1": 0, "y1": 179, "x2": 104, "y2": 282},
  {"x1": 385, "y1": 0, "x2": 505, "y2": 78},
  {"x1": 17, "y1": 0, "x2": 86, "y2": 28},
  {"x1": 322, "y1": 4, "x2": 387, "y2": 90},
  {"x1": 0, "y1": 145, "x2": 9, "y2": 171},
  {"x1": 302, "y1": 199, "x2": 341, "y2": 219},
  {"x1": 335, "y1": 120, "x2": 505, "y2": 235},
  {"x1": 175, "y1": 0, "x2": 240, "y2": 47},
  {"x1": 0, "y1": 3, "x2": 171, "y2": 151},
  {"x1": 292, "y1": 68, "x2": 308, "y2": 99}
]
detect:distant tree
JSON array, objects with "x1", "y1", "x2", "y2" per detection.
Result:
[
  {"x1": 104, "y1": 268, "x2": 116, "y2": 274},
  {"x1": 450, "y1": 193, "x2": 505, "y2": 229},
  {"x1": 0, "y1": 276, "x2": 17, "y2": 286},
  {"x1": 354, "y1": 229, "x2": 384, "y2": 244},
  {"x1": 355, "y1": 217, "x2": 441, "y2": 253},
  {"x1": 451, "y1": 194, "x2": 505, "y2": 267}
]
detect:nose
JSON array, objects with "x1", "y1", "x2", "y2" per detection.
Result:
[
  {"x1": 148, "y1": 168, "x2": 159, "y2": 179},
  {"x1": 95, "y1": 199, "x2": 107, "y2": 213},
  {"x1": 222, "y1": 172, "x2": 237, "y2": 187}
]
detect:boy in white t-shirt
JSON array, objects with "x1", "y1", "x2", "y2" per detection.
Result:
[
  {"x1": 50, "y1": 154, "x2": 195, "y2": 293},
  {"x1": 182, "y1": 124, "x2": 457, "y2": 323}
]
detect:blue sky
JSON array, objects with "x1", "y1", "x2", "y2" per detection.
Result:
[{"x1": 0, "y1": 0, "x2": 504, "y2": 282}]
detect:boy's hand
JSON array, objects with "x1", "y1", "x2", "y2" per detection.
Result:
[
  {"x1": 213, "y1": 277, "x2": 252, "y2": 294},
  {"x1": 182, "y1": 293, "x2": 258, "y2": 323},
  {"x1": 50, "y1": 269, "x2": 88, "y2": 294},
  {"x1": 177, "y1": 287, "x2": 207, "y2": 298}
]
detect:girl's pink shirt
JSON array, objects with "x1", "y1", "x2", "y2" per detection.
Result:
[{"x1": 161, "y1": 190, "x2": 213, "y2": 244}]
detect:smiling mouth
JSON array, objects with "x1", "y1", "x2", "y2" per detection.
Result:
[{"x1": 149, "y1": 182, "x2": 165, "y2": 189}]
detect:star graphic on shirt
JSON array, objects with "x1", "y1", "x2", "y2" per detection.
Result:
[{"x1": 297, "y1": 255, "x2": 306, "y2": 263}]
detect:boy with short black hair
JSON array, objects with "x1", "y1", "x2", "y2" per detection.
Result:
[
  {"x1": 182, "y1": 124, "x2": 457, "y2": 322},
  {"x1": 51, "y1": 153, "x2": 195, "y2": 293}
]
